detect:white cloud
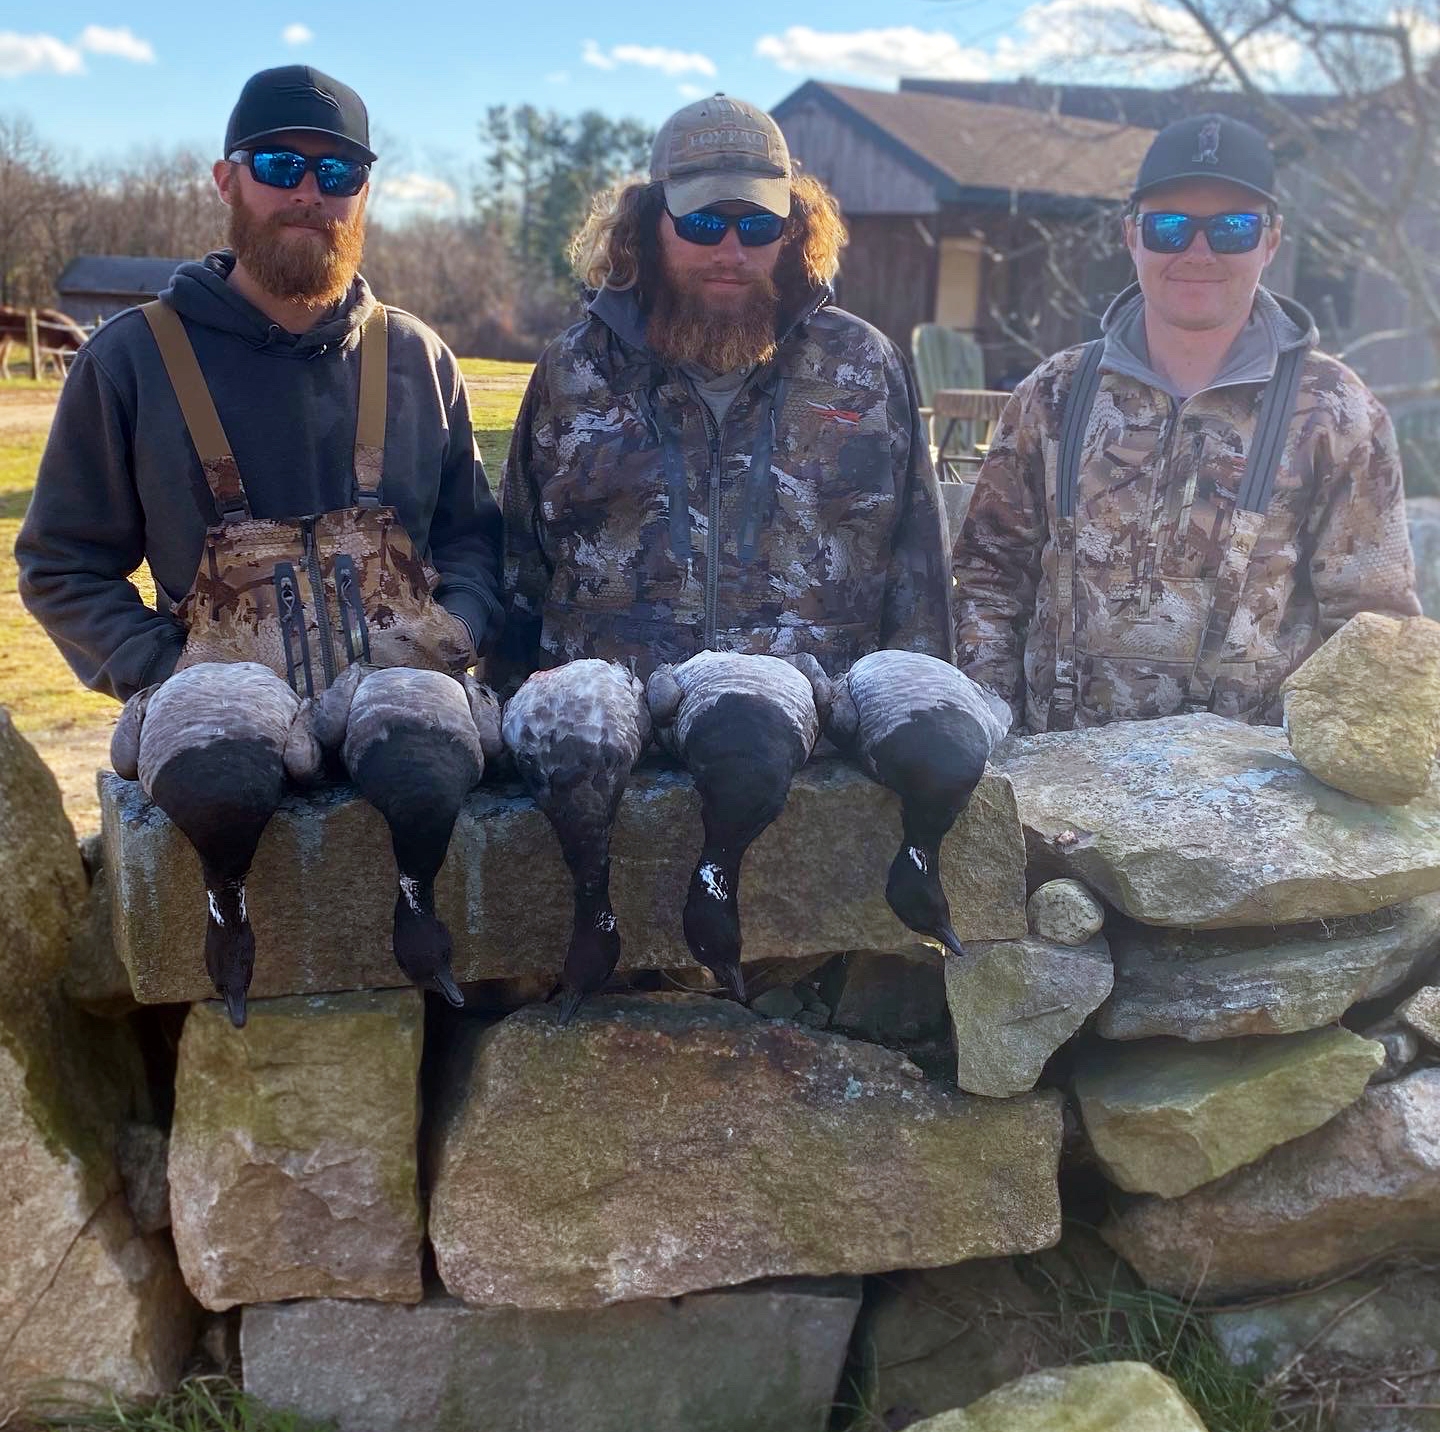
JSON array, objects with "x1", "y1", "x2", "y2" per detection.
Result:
[
  {"x1": 76, "y1": 24, "x2": 155, "y2": 62},
  {"x1": 373, "y1": 171, "x2": 458, "y2": 214},
  {"x1": 582, "y1": 39, "x2": 716, "y2": 76},
  {"x1": 0, "y1": 33, "x2": 84, "y2": 77},
  {"x1": 756, "y1": 25, "x2": 991, "y2": 81},
  {"x1": 282, "y1": 23, "x2": 314, "y2": 46}
]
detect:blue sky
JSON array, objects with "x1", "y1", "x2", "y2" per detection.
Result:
[{"x1": 2, "y1": 0, "x2": 1421, "y2": 214}]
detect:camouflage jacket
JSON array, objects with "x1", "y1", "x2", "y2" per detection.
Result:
[
  {"x1": 495, "y1": 285, "x2": 954, "y2": 686},
  {"x1": 955, "y1": 286, "x2": 1421, "y2": 732}
]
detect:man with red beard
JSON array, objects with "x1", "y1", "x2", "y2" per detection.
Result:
[
  {"x1": 496, "y1": 94, "x2": 953, "y2": 684},
  {"x1": 19, "y1": 66, "x2": 501, "y2": 700}
]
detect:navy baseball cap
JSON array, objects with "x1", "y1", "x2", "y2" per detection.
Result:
[
  {"x1": 1132, "y1": 113, "x2": 1277, "y2": 205},
  {"x1": 225, "y1": 66, "x2": 377, "y2": 163}
]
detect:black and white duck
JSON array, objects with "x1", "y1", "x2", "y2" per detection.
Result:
[
  {"x1": 311, "y1": 664, "x2": 502, "y2": 1006},
  {"x1": 646, "y1": 650, "x2": 825, "y2": 1003},
  {"x1": 824, "y1": 650, "x2": 1011, "y2": 957},
  {"x1": 501, "y1": 659, "x2": 651, "y2": 1024},
  {"x1": 110, "y1": 661, "x2": 323, "y2": 1028}
]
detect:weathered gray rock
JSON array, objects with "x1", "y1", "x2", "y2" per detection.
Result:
[
  {"x1": 243, "y1": 1281, "x2": 861, "y2": 1432},
  {"x1": 1213, "y1": 1265, "x2": 1440, "y2": 1431},
  {"x1": 992, "y1": 714, "x2": 1440, "y2": 927},
  {"x1": 830, "y1": 944, "x2": 948, "y2": 1044},
  {"x1": 103, "y1": 760, "x2": 1026, "y2": 1003},
  {"x1": 1027, "y1": 879, "x2": 1106, "y2": 945},
  {"x1": 1398, "y1": 986, "x2": 1440, "y2": 1045},
  {"x1": 946, "y1": 936, "x2": 1113, "y2": 1097},
  {"x1": 1408, "y1": 496, "x2": 1440, "y2": 621},
  {"x1": 1282, "y1": 612, "x2": 1440, "y2": 804},
  {"x1": 906, "y1": 1362, "x2": 1208, "y2": 1431},
  {"x1": 1075, "y1": 1028, "x2": 1384, "y2": 1197},
  {"x1": 0, "y1": 713, "x2": 192, "y2": 1409},
  {"x1": 750, "y1": 986, "x2": 805, "y2": 1020},
  {"x1": 117, "y1": 1122, "x2": 171, "y2": 1235},
  {"x1": 1103, "y1": 1068, "x2": 1440, "y2": 1298},
  {"x1": 430, "y1": 995, "x2": 1062, "y2": 1310},
  {"x1": 1361, "y1": 1020, "x2": 1422, "y2": 1084},
  {"x1": 851, "y1": 1229, "x2": 1134, "y2": 1426},
  {"x1": 169, "y1": 991, "x2": 424, "y2": 1312},
  {"x1": 64, "y1": 833, "x2": 134, "y2": 1016},
  {"x1": 1098, "y1": 895, "x2": 1440, "y2": 1040}
]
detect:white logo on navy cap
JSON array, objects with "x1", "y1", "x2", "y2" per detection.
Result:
[{"x1": 1194, "y1": 119, "x2": 1222, "y2": 165}]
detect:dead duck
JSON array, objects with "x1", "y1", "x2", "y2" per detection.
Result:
[
  {"x1": 110, "y1": 661, "x2": 322, "y2": 1028},
  {"x1": 312, "y1": 664, "x2": 502, "y2": 1006},
  {"x1": 647, "y1": 651, "x2": 825, "y2": 1002},
  {"x1": 824, "y1": 650, "x2": 1011, "y2": 957},
  {"x1": 501, "y1": 659, "x2": 651, "y2": 1024}
]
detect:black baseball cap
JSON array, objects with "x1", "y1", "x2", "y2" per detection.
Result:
[
  {"x1": 225, "y1": 65, "x2": 377, "y2": 163},
  {"x1": 1132, "y1": 113, "x2": 1277, "y2": 205}
]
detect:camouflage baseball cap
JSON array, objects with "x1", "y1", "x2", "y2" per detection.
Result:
[{"x1": 651, "y1": 94, "x2": 791, "y2": 218}]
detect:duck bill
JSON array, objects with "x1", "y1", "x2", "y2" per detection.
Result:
[
  {"x1": 719, "y1": 962, "x2": 748, "y2": 1004},
  {"x1": 933, "y1": 920, "x2": 966, "y2": 959},
  {"x1": 430, "y1": 966, "x2": 466, "y2": 1009},
  {"x1": 556, "y1": 985, "x2": 586, "y2": 1026}
]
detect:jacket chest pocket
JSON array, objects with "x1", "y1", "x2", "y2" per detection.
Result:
[{"x1": 1156, "y1": 434, "x2": 1247, "y2": 580}]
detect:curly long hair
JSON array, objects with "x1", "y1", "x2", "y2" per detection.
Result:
[{"x1": 570, "y1": 173, "x2": 847, "y2": 305}]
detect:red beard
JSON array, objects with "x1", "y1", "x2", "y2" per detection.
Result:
[{"x1": 228, "y1": 187, "x2": 367, "y2": 308}]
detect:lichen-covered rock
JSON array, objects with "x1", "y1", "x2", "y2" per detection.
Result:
[
  {"x1": 946, "y1": 936, "x2": 1112, "y2": 1097},
  {"x1": 242, "y1": 1281, "x2": 861, "y2": 1432},
  {"x1": 1027, "y1": 880, "x2": 1105, "y2": 946},
  {"x1": 102, "y1": 761, "x2": 1026, "y2": 1003},
  {"x1": 1098, "y1": 896, "x2": 1440, "y2": 1041},
  {"x1": 1212, "y1": 1267, "x2": 1440, "y2": 1432},
  {"x1": 1282, "y1": 612, "x2": 1440, "y2": 804},
  {"x1": 429, "y1": 995, "x2": 1062, "y2": 1310},
  {"x1": 829, "y1": 945, "x2": 948, "y2": 1044},
  {"x1": 169, "y1": 991, "x2": 424, "y2": 1312},
  {"x1": 1398, "y1": 986, "x2": 1440, "y2": 1046},
  {"x1": 1103, "y1": 1068, "x2": 1440, "y2": 1298},
  {"x1": 991, "y1": 715, "x2": 1440, "y2": 928},
  {"x1": 1075, "y1": 1028, "x2": 1384, "y2": 1197},
  {"x1": 904, "y1": 1362, "x2": 1208, "y2": 1431},
  {"x1": 0, "y1": 714, "x2": 191, "y2": 1410}
]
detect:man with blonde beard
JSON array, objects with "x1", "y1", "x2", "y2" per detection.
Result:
[
  {"x1": 19, "y1": 66, "x2": 501, "y2": 700},
  {"x1": 497, "y1": 94, "x2": 953, "y2": 683}
]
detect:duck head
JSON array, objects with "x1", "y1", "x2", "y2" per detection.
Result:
[
  {"x1": 203, "y1": 874, "x2": 255, "y2": 1028},
  {"x1": 683, "y1": 853, "x2": 746, "y2": 1002},
  {"x1": 884, "y1": 840, "x2": 964, "y2": 958},
  {"x1": 393, "y1": 877, "x2": 465, "y2": 1008},
  {"x1": 557, "y1": 887, "x2": 623, "y2": 1025}
]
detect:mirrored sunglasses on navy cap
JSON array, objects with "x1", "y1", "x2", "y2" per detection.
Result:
[
  {"x1": 666, "y1": 207, "x2": 786, "y2": 247},
  {"x1": 1139, "y1": 210, "x2": 1271, "y2": 255},
  {"x1": 228, "y1": 147, "x2": 371, "y2": 197}
]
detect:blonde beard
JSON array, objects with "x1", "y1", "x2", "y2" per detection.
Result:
[
  {"x1": 228, "y1": 188, "x2": 367, "y2": 308},
  {"x1": 646, "y1": 256, "x2": 779, "y2": 372}
]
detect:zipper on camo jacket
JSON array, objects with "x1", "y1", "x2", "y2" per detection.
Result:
[
  {"x1": 301, "y1": 517, "x2": 340, "y2": 687},
  {"x1": 700, "y1": 405, "x2": 727, "y2": 649}
]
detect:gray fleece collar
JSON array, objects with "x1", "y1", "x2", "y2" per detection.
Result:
[{"x1": 1099, "y1": 282, "x2": 1317, "y2": 399}]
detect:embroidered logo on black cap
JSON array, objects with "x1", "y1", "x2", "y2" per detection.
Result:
[
  {"x1": 1194, "y1": 118, "x2": 1222, "y2": 165},
  {"x1": 275, "y1": 80, "x2": 340, "y2": 114}
]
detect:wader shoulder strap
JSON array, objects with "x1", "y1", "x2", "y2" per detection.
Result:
[
  {"x1": 140, "y1": 300, "x2": 251, "y2": 522},
  {"x1": 1184, "y1": 344, "x2": 1307, "y2": 711},
  {"x1": 354, "y1": 304, "x2": 388, "y2": 506},
  {"x1": 1048, "y1": 339, "x2": 1105, "y2": 732}
]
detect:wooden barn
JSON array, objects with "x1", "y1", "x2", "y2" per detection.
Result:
[
  {"x1": 772, "y1": 82, "x2": 1155, "y2": 384},
  {"x1": 56, "y1": 255, "x2": 187, "y2": 325}
]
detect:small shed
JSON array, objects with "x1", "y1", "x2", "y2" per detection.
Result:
[
  {"x1": 772, "y1": 82, "x2": 1154, "y2": 380},
  {"x1": 56, "y1": 255, "x2": 187, "y2": 324}
]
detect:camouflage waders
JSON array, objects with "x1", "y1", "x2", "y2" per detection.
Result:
[{"x1": 141, "y1": 299, "x2": 471, "y2": 694}]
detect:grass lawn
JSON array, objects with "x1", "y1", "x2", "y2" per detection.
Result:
[{"x1": 0, "y1": 362, "x2": 531, "y2": 834}]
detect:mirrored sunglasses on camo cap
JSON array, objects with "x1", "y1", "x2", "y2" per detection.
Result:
[
  {"x1": 228, "y1": 147, "x2": 371, "y2": 197},
  {"x1": 1139, "y1": 210, "x2": 1271, "y2": 254},
  {"x1": 666, "y1": 207, "x2": 787, "y2": 247}
]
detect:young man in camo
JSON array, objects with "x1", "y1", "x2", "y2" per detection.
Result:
[
  {"x1": 954, "y1": 113, "x2": 1419, "y2": 733},
  {"x1": 496, "y1": 94, "x2": 953, "y2": 686}
]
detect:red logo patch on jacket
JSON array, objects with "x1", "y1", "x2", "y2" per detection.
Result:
[{"x1": 806, "y1": 401, "x2": 862, "y2": 426}]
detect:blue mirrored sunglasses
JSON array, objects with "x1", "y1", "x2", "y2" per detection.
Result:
[
  {"x1": 228, "y1": 148, "x2": 371, "y2": 198},
  {"x1": 667, "y1": 207, "x2": 787, "y2": 247},
  {"x1": 1140, "y1": 211, "x2": 1271, "y2": 255}
]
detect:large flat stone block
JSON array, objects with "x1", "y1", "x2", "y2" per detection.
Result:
[
  {"x1": 168, "y1": 991, "x2": 424, "y2": 1312},
  {"x1": 430, "y1": 995, "x2": 1062, "y2": 1310},
  {"x1": 242, "y1": 1281, "x2": 861, "y2": 1432},
  {"x1": 992, "y1": 714, "x2": 1440, "y2": 928},
  {"x1": 102, "y1": 759, "x2": 1025, "y2": 1003}
]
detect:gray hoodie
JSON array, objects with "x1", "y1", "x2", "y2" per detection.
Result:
[{"x1": 16, "y1": 250, "x2": 503, "y2": 702}]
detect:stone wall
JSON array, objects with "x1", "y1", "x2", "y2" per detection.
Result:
[{"x1": 3, "y1": 710, "x2": 1440, "y2": 1430}]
